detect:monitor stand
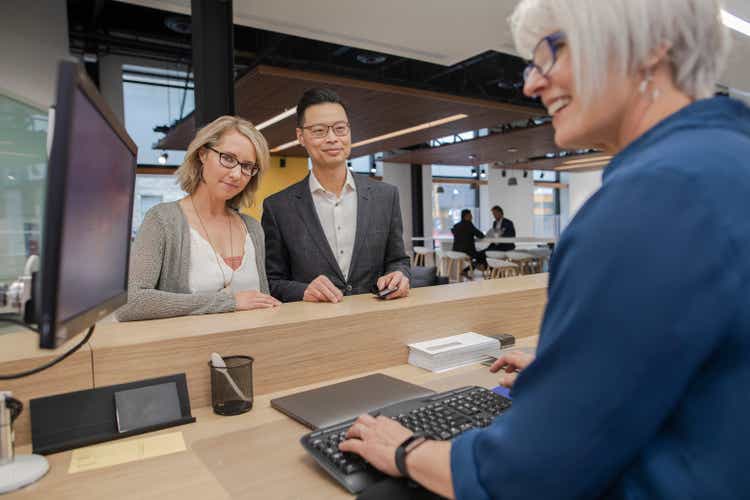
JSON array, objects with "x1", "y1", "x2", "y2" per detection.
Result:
[{"x1": 0, "y1": 455, "x2": 49, "y2": 494}]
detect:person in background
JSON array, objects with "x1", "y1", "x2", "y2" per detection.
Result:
[
  {"x1": 451, "y1": 209, "x2": 486, "y2": 275},
  {"x1": 339, "y1": 1, "x2": 750, "y2": 498},
  {"x1": 262, "y1": 88, "x2": 411, "y2": 303},
  {"x1": 485, "y1": 205, "x2": 516, "y2": 251},
  {"x1": 116, "y1": 116, "x2": 280, "y2": 321}
]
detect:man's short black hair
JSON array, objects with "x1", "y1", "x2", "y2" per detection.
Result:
[
  {"x1": 491, "y1": 205, "x2": 504, "y2": 215},
  {"x1": 296, "y1": 88, "x2": 349, "y2": 127},
  {"x1": 461, "y1": 209, "x2": 472, "y2": 219}
]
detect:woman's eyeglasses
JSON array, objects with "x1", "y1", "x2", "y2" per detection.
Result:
[
  {"x1": 523, "y1": 31, "x2": 567, "y2": 83},
  {"x1": 206, "y1": 146, "x2": 259, "y2": 177}
]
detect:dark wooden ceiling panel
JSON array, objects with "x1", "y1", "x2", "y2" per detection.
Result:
[
  {"x1": 157, "y1": 65, "x2": 542, "y2": 159},
  {"x1": 383, "y1": 123, "x2": 559, "y2": 166}
]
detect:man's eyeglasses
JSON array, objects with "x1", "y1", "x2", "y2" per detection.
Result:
[
  {"x1": 206, "y1": 146, "x2": 259, "y2": 177},
  {"x1": 302, "y1": 121, "x2": 350, "y2": 139},
  {"x1": 523, "y1": 31, "x2": 567, "y2": 83}
]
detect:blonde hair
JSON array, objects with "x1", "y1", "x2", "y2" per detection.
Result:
[
  {"x1": 510, "y1": 0, "x2": 732, "y2": 108},
  {"x1": 174, "y1": 115, "x2": 270, "y2": 209}
]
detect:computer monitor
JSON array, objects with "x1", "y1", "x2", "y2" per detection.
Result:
[{"x1": 37, "y1": 61, "x2": 137, "y2": 349}]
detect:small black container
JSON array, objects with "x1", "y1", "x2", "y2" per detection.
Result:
[{"x1": 209, "y1": 355, "x2": 254, "y2": 416}]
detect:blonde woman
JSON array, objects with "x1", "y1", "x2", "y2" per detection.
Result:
[
  {"x1": 338, "y1": 1, "x2": 750, "y2": 499},
  {"x1": 116, "y1": 116, "x2": 280, "y2": 321}
]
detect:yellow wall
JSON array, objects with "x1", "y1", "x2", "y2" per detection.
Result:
[{"x1": 242, "y1": 156, "x2": 309, "y2": 220}]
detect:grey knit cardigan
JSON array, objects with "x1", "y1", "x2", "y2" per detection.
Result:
[{"x1": 115, "y1": 201, "x2": 270, "y2": 322}]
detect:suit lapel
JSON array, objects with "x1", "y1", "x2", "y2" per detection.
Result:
[
  {"x1": 294, "y1": 175, "x2": 345, "y2": 282},
  {"x1": 349, "y1": 176, "x2": 371, "y2": 280}
]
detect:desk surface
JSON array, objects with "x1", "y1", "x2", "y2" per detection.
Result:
[
  {"x1": 0, "y1": 277, "x2": 548, "y2": 449},
  {"x1": 9, "y1": 337, "x2": 538, "y2": 500}
]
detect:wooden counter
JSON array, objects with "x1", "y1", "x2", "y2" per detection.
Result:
[
  {"x1": 0, "y1": 275, "x2": 547, "y2": 450},
  {"x1": 8, "y1": 336, "x2": 539, "y2": 500}
]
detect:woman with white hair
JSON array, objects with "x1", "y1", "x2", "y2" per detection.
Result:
[
  {"x1": 339, "y1": 1, "x2": 750, "y2": 498},
  {"x1": 116, "y1": 116, "x2": 281, "y2": 321}
]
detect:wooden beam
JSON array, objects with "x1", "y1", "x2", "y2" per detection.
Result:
[{"x1": 533, "y1": 181, "x2": 568, "y2": 189}]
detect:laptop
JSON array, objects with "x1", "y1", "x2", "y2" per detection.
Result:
[{"x1": 270, "y1": 373, "x2": 435, "y2": 429}]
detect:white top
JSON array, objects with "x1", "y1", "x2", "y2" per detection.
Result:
[
  {"x1": 309, "y1": 168, "x2": 358, "y2": 279},
  {"x1": 188, "y1": 227, "x2": 260, "y2": 294}
]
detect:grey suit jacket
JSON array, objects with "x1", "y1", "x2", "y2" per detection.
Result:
[{"x1": 262, "y1": 174, "x2": 411, "y2": 302}]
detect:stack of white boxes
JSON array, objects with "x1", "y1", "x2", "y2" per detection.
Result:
[{"x1": 408, "y1": 332, "x2": 501, "y2": 372}]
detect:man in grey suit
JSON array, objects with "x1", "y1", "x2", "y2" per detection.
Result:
[{"x1": 262, "y1": 88, "x2": 411, "y2": 303}]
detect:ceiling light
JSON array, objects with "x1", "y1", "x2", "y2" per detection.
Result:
[
  {"x1": 256, "y1": 107, "x2": 297, "y2": 131},
  {"x1": 356, "y1": 53, "x2": 387, "y2": 65},
  {"x1": 468, "y1": 154, "x2": 478, "y2": 161},
  {"x1": 158, "y1": 152, "x2": 168, "y2": 165},
  {"x1": 165, "y1": 15, "x2": 191, "y2": 35},
  {"x1": 507, "y1": 147, "x2": 519, "y2": 153},
  {"x1": 351, "y1": 114, "x2": 468, "y2": 149},
  {"x1": 556, "y1": 161, "x2": 610, "y2": 171},
  {"x1": 722, "y1": 9, "x2": 750, "y2": 37},
  {"x1": 270, "y1": 139, "x2": 300, "y2": 153},
  {"x1": 561, "y1": 155, "x2": 613, "y2": 165}
]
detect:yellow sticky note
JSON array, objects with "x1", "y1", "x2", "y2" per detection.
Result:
[{"x1": 68, "y1": 432, "x2": 186, "y2": 473}]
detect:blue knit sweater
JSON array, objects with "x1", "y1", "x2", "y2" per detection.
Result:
[{"x1": 451, "y1": 97, "x2": 750, "y2": 499}]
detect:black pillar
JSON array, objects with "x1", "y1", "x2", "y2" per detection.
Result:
[
  {"x1": 191, "y1": 0, "x2": 235, "y2": 127},
  {"x1": 410, "y1": 164, "x2": 424, "y2": 238}
]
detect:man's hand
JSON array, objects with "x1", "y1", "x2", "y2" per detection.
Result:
[
  {"x1": 376, "y1": 271, "x2": 410, "y2": 300},
  {"x1": 303, "y1": 275, "x2": 344, "y2": 303}
]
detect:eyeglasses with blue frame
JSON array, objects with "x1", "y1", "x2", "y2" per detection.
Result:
[{"x1": 522, "y1": 31, "x2": 567, "y2": 83}]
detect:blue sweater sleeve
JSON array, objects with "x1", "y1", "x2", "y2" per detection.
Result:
[{"x1": 450, "y1": 166, "x2": 738, "y2": 499}]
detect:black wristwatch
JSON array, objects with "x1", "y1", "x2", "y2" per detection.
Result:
[{"x1": 394, "y1": 432, "x2": 427, "y2": 478}]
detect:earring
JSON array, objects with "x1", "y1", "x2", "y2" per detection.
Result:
[
  {"x1": 638, "y1": 70, "x2": 652, "y2": 94},
  {"x1": 639, "y1": 70, "x2": 660, "y2": 101}
]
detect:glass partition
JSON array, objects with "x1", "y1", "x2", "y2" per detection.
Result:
[{"x1": 0, "y1": 94, "x2": 48, "y2": 283}]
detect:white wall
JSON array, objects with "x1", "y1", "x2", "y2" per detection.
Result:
[
  {"x1": 486, "y1": 168, "x2": 535, "y2": 236},
  {"x1": 0, "y1": 1, "x2": 71, "y2": 108},
  {"x1": 563, "y1": 170, "x2": 603, "y2": 222},
  {"x1": 382, "y1": 163, "x2": 413, "y2": 253}
]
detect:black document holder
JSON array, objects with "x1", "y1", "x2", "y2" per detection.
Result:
[{"x1": 29, "y1": 373, "x2": 195, "y2": 455}]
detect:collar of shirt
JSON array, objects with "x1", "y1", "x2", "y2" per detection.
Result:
[{"x1": 309, "y1": 168, "x2": 357, "y2": 199}]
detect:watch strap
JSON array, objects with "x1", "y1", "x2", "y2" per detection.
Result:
[{"x1": 394, "y1": 432, "x2": 427, "y2": 478}]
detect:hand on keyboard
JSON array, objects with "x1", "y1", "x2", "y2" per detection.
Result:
[
  {"x1": 300, "y1": 386, "x2": 512, "y2": 494},
  {"x1": 339, "y1": 413, "x2": 413, "y2": 477}
]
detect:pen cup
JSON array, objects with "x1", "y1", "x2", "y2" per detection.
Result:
[{"x1": 209, "y1": 355, "x2": 254, "y2": 416}]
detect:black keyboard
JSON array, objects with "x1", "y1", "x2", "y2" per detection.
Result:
[{"x1": 300, "y1": 386, "x2": 511, "y2": 494}]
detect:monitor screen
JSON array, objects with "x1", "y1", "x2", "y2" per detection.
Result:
[{"x1": 38, "y1": 62, "x2": 137, "y2": 348}]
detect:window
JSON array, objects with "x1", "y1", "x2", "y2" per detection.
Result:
[
  {"x1": 431, "y1": 182, "x2": 479, "y2": 238},
  {"x1": 348, "y1": 155, "x2": 373, "y2": 174},
  {"x1": 0, "y1": 94, "x2": 48, "y2": 282},
  {"x1": 432, "y1": 165, "x2": 478, "y2": 179},
  {"x1": 532, "y1": 170, "x2": 561, "y2": 238},
  {"x1": 429, "y1": 130, "x2": 475, "y2": 147},
  {"x1": 131, "y1": 174, "x2": 186, "y2": 238},
  {"x1": 122, "y1": 64, "x2": 194, "y2": 166}
]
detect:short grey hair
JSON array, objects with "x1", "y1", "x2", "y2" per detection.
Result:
[{"x1": 510, "y1": 0, "x2": 732, "y2": 105}]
